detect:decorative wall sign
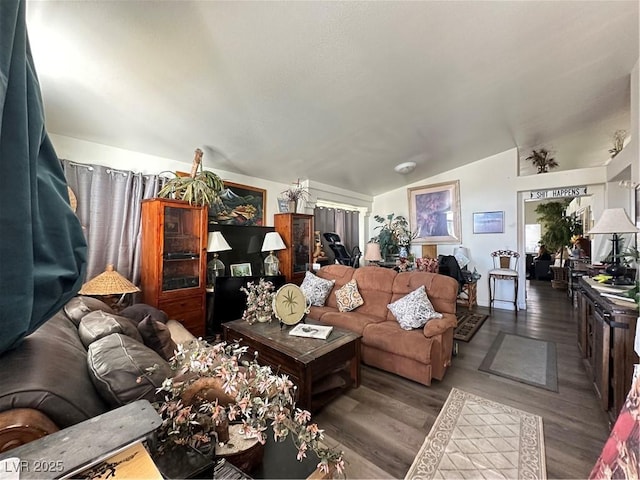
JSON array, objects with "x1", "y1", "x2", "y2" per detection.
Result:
[{"x1": 528, "y1": 185, "x2": 588, "y2": 200}]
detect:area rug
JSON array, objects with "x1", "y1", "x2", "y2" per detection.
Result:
[
  {"x1": 479, "y1": 331, "x2": 558, "y2": 392},
  {"x1": 454, "y1": 311, "x2": 488, "y2": 342},
  {"x1": 404, "y1": 388, "x2": 547, "y2": 480}
]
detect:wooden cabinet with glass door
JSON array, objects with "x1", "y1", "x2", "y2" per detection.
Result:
[
  {"x1": 141, "y1": 199, "x2": 208, "y2": 336},
  {"x1": 274, "y1": 213, "x2": 313, "y2": 284}
]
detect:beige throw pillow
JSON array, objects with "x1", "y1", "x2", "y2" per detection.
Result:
[{"x1": 335, "y1": 279, "x2": 364, "y2": 312}]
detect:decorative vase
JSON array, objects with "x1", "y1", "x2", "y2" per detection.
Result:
[
  {"x1": 399, "y1": 246, "x2": 409, "y2": 259},
  {"x1": 288, "y1": 200, "x2": 297, "y2": 213},
  {"x1": 215, "y1": 417, "x2": 230, "y2": 444},
  {"x1": 257, "y1": 314, "x2": 271, "y2": 323}
]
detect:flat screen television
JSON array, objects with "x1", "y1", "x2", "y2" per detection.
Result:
[{"x1": 207, "y1": 222, "x2": 275, "y2": 277}]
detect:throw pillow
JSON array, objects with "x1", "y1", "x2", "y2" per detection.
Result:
[
  {"x1": 387, "y1": 286, "x2": 443, "y2": 330},
  {"x1": 120, "y1": 303, "x2": 169, "y2": 325},
  {"x1": 64, "y1": 296, "x2": 115, "y2": 326},
  {"x1": 300, "y1": 271, "x2": 335, "y2": 306},
  {"x1": 78, "y1": 310, "x2": 143, "y2": 348},
  {"x1": 138, "y1": 315, "x2": 178, "y2": 361},
  {"x1": 87, "y1": 333, "x2": 171, "y2": 408},
  {"x1": 335, "y1": 279, "x2": 364, "y2": 312}
]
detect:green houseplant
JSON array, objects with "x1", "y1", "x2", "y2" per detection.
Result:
[
  {"x1": 372, "y1": 213, "x2": 416, "y2": 260},
  {"x1": 525, "y1": 148, "x2": 559, "y2": 174},
  {"x1": 158, "y1": 148, "x2": 225, "y2": 208},
  {"x1": 535, "y1": 200, "x2": 582, "y2": 288}
]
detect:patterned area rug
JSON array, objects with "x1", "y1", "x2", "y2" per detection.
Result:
[
  {"x1": 454, "y1": 312, "x2": 488, "y2": 342},
  {"x1": 479, "y1": 332, "x2": 558, "y2": 392},
  {"x1": 404, "y1": 388, "x2": 547, "y2": 480}
]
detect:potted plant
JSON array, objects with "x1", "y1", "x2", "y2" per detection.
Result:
[
  {"x1": 152, "y1": 339, "x2": 344, "y2": 476},
  {"x1": 280, "y1": 180, "x2": 310, "y2": 213},
  {"x1": 535, "y1": 200, "x2": 582, "y2": 288},
  {"x1": 158, "y1": 148, "x2": 225, "y2": 208},
  {"x1": 525, "y1": 148, "x2": 559, "y2": 174},
  {"x1": 372, "y1": 213, "x2": 416, "y2": 260},
  {"x1": 609, "y1": 130, "x2": 627, "y2": 158}
]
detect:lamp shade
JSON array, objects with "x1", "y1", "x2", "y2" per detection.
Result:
[
  {"x1": 79, "y1": 264, "x2": 140, "y2": 295},
  {"x1": 207, "y1": 231, "x2": 232, "y2": 252},
  {"x1": 261, "y1": 232, "x2": 286, "y2": 252},
  {"x1": 588, "y1": 208, "x2": 639, "y2": 235},
  {"x1": 364, "y1": 242, "x2": 382, "y2": 262},
  {"x1": 453, "y1": 246, "x2": 470, "y2": 268}
]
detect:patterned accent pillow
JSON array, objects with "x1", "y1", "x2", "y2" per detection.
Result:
[
  {"x1": 300, "y1": 271, "x2": 335, "y2": 306},
  {"x1": 387, "y1": 285, "x2": 443, "y2": 330},
  {"x1": 335, "y1": 280, "x2": 364, "y2": 312}
]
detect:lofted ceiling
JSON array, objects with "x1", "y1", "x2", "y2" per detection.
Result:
[{"x1": 25, "y1": 1, "x2": 638, "y2": 197}]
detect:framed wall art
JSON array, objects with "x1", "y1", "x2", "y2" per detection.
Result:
[
  {"x1": 473, "y1": 211, "x2": 504, "y2": 234},
  {"x1": 408, "y1": 180, "x2": 461, "y2": 244},
  {"x1": 230, "y1": 263, "x2": 252, "y2": 277},
  {"x1": 210, "y1": 181, "x2": 266, "y2": 226}
]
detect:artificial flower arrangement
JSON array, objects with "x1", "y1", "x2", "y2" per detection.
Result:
[
  {"x1": 240, "y1": 278, "x2": 276, "y2": 324},
  {"x1": 152, "y1": 339, "x2": 345, "y2": 475}
]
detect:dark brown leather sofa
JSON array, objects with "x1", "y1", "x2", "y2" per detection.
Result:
[{"x1": 0, "y1": 298, "x2": 186, "y2": 452}]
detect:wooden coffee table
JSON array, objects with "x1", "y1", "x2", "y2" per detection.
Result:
[{"x1": 223, "y1": 318, "x2": 361, "y2": 412}]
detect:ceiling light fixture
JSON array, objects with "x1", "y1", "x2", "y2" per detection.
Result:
[{"x1": 394, "y1": 161, "x2": 416, "y2": 174}]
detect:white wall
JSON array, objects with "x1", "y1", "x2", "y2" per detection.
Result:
[
  {"x1": 374, "y1": 147, "x2": 609, "y2": 311},
  {"x1": 51, "y1": 134, "x2": 374, "y2": 228}
]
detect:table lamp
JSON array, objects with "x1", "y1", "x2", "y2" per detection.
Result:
[
  {"x1": 78, "y1": 264, "x2": 140, "y2": 310},
  {"x1": 588, "y1": 207, "x2": 639, "y2": 285},
  {"x1": 454, "y1": 246, "x2": 470, "y2": 270},
  {"x1": 262, "y1": 231, "x2": 286, "y2": 276},
  {"x1": 364, "y1": 242, "x2": 382, "y2": 265},
  {"x1": 207, "y1": 231, "x2": 231, "y2": 283}
]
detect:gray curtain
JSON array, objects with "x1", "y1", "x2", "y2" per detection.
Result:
[
  {"x1": 62, "y1": 160, "x2": 163, "y2": 285},
  {"x1": 314, "y1": 207, "x2": 359, "y2": 264}
]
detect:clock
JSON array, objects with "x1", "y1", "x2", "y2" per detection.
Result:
[{"x1": 272, "y1": 283, "x2": 310, "y2": 326}]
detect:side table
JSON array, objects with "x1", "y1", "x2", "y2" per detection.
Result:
[{"x1": 457, "y1": 281, "x2": 477, "y2": 309}]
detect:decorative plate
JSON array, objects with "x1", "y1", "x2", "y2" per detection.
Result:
[{"x1": 272, "y1": 283, "x2": 310, "y2": 326}]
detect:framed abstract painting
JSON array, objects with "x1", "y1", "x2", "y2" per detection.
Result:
[{"x1": 408, "y1": 180, "x2": 461, "y2": 244}]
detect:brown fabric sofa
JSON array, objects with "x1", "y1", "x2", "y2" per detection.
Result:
[{"x1": 309, "y1": 265, "x2": 458, "y2": 386}]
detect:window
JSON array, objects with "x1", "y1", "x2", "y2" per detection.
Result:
[{"x1": 525, "y1": 224, "x2": 542, "y2": 253}]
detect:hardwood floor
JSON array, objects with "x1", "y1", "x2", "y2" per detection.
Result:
[{"x1": 315, "y1": 280, "x2": 611, "y2": 479}]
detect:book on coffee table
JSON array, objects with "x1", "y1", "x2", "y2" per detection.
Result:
[{"x1": 289, "y1": 324, "x2": 333, "y2": 339}]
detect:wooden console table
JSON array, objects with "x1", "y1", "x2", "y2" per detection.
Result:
[{"x1": 576, "y1": 277, "x2": 639, "y2": 425}]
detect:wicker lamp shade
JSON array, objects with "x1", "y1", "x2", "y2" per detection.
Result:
[{"x1": 79, "y1": 264, "x2": 140, "y2": 295}]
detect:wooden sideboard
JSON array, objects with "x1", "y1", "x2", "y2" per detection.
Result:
[{"x1": 576, "y1": 277, "x2": 638, "y2": 425}]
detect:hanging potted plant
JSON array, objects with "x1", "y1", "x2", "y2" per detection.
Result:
[
  {"x1": 525, "y1": 148, "x2": 558, "y2": 174},
  {"x1": 158, "y1": 148, "x2": 225, "y2": 208}
]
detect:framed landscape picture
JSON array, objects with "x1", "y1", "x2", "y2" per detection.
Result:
[
  {"x1": 473, "y1": 211, "x2": 504, "y2": 234},
  {"x1": 230, "y1": 263, "x2": 252, "y2": 277},
  {"x1": 210, "y1": 181, "x2": 266, "y2": 226},
  {"x1": 408, "y1": 180, "x2": 461, "y2": 244}
]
